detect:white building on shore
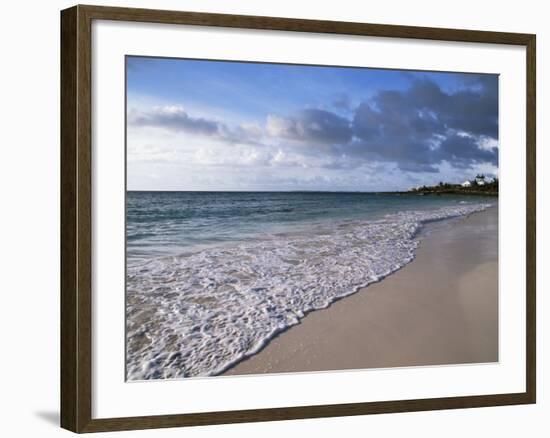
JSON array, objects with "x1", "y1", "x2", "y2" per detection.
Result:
[
  {"x1": 475, "y1": 175, "x2": 490, "y2": 186},
  {"x1": 461, "y1": 181, "x2": 472, "y2": 187}
]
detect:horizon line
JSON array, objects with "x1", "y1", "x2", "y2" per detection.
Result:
[{"x1": 126, "y1": 189, "x2": 408, "y2": 193}]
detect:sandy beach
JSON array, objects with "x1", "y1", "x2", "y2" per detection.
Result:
[{"x1": 225, "y1": 204, "x2": 498, "y2": 376}]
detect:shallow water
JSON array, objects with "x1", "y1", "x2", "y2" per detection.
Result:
[{"x1": 126, "y1": 192, "x2": 492, "y2": 263}]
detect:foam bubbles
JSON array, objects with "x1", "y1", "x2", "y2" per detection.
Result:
[{"x1": 126, "y1": 203, "x2": 491, "y2": 380}]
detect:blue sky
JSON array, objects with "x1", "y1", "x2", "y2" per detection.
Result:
[{"x1": 126, "y1": 56, "x2": 498, "y2": 191}]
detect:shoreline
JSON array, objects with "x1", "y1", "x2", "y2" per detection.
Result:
[{"x1": 224, "y1": 205, "x2": 498, "y2": 376}]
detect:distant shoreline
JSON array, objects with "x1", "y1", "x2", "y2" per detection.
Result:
[
  {"x1": 380, "y1": 190, "x2": 498, "y2": 197},
  {"x1": 127, "y1": 190, "x2": 497, "y2": 195}
]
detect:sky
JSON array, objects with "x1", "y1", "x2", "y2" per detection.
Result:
[{"x1": 126, "y1": 56, "x2": 498, "y2": 192}]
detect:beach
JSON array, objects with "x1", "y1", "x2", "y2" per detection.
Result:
[
  {"x1": 225, "y1": 205, "x2": 498, "y2": 376},
  {"x1": 126, "y1": 192, "x2": 497, "y2": 380}
]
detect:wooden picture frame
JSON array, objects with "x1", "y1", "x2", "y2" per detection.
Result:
[{"x1": 61, "y1": 4, "x2": 536, "y2": 433}]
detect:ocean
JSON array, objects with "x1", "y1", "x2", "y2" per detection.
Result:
[{"x1": 126, "y1": 191, "x2": 494, "y2": 380}]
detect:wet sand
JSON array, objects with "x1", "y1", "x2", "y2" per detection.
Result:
[{"x1": 225, "y1": 205, "x2": 498, "y2": 376}]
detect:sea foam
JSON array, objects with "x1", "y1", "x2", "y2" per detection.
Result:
[{"x1": 126, "y1": 203, "x2": 491, "y2": 380}]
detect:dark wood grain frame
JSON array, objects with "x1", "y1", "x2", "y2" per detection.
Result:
[{"x1": 61, "y1": 4, "x2": 536, "y2": 433}]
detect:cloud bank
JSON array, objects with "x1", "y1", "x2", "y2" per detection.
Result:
[{"x1": 128, "y1": 74, "x2": 498, "y2": 190}]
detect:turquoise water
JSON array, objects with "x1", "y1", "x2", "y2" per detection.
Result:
[{"x1": 126, "y1": 191, "x2": 492, "y2": 263}]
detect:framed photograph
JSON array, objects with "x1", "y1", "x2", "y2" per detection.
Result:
[{"x1": 60, "y1": 4, "x2": 536, "y2": 433}]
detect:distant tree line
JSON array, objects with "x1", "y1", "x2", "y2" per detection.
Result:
[{"x1": 410, "y1": 174, "x2": 498, "y2": 196}]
